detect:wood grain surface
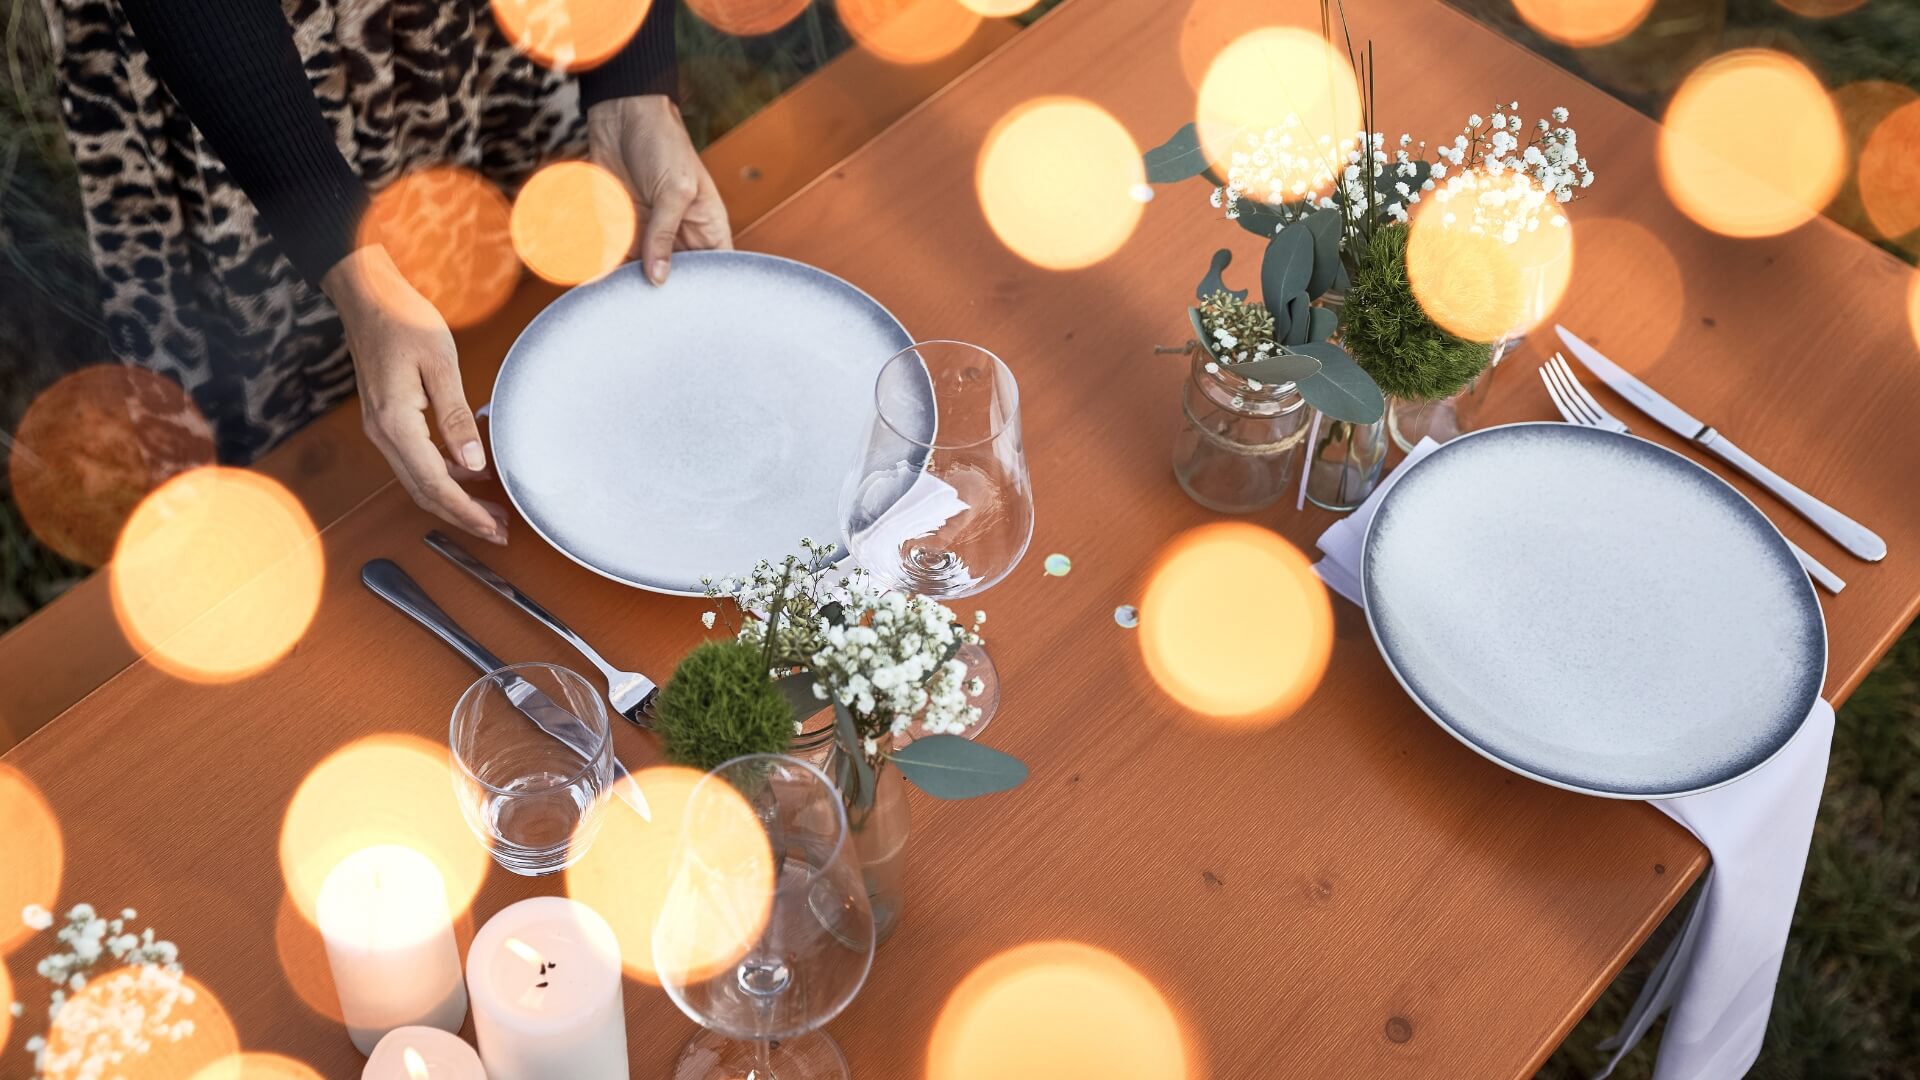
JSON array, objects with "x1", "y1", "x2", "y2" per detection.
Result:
[{"x1": 7, "y1": 0, "x2": 1920, "y2": 1076}]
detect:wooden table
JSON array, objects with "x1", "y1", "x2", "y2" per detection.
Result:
[{"x1": 7, "y1": 0, "x2": 1920, "y2": 1075}]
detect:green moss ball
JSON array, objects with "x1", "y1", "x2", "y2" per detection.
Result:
[
  {"x1": 1343, "y1": 222, "x2": 1493, "y2": 402},
  {"x1": 655, "y1": 640, "x2": 794, "y2": 771}
]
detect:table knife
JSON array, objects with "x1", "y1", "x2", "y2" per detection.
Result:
[
  {"x1": 360, "y1": 559, "x2": 651, "y2": 820},
  {"x1": 1555, "y1": 325, "x2": 1888, "y2": 562}
]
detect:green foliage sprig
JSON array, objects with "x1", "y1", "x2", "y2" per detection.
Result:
[
  {"x1": 654, "y1": 639, "x2": 795, "y2": 771},
  {"x1": 1341, "y1": 223, "x2": 1491, "y2": 402}
]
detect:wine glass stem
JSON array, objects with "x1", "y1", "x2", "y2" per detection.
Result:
[{"x1": 756, "y1": 1038, "x2": 774, "y2": 1078}]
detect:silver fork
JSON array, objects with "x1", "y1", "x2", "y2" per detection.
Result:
[{"x1": 1540, "y1": 353, "x2": 1846, "y2": 595}]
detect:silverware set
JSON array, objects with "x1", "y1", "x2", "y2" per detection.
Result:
[{"x1": 1542, "y1": 325, "x2": 1885, "y2": 595}]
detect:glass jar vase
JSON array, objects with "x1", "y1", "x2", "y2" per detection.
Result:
[
  {"x1": 1171, "y1": 347, "x2": 1311, "y2": 513},
  {"x1": 1386, "y1": 333, "x2": 1520, "y2": 452},
  {"x1": 834, "y1": 753, "x2": 912, "y2": 945},
  {"x1": 1304, "y1": 414, "x2": 1390, "y2": 511}
]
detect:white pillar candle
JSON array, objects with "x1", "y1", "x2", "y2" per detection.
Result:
[
  {"x1": 466, "y1": 897, "x2": 627, "y2": 1080},
  {"x1": 362, "y1": 1026, "x2": 487, "y2": 1079},
  {"x1": 317, "y1": 844, "x2": 469, "y2": 1055}
]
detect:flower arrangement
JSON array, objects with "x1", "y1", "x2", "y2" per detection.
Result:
[
  {"x1": 13, "y1": 904, "x2": 193, "y2": 1078},
  {"x1": 1145, "y1": 2, "x2": 1597, "y2": 410},
  {"x1": 674, "y1": 539, "x2": 1025, "y2": 811}
]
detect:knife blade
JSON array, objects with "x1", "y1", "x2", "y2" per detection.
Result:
[
  {"x1": 1555, "y1": 325, "x2": 1888, "y2": 562},
  {"x1": 361, "y1": 559, "x2": 651, "y2": 820}
]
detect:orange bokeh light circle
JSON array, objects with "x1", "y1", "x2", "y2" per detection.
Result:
[
  {"x1": 357, "y1": 166, "x2": 519, "y2": 329},
  {"x1": 1859, "y1": 99, "x2": 1920, "y2": 243},
  {"x1": 1175, "y1": 0, "x2": 1266, "y2": 91},
  {"x1": 841, "y1": 0, "x2": 982, "y2": 65},
  {"x1": 976, "y1": 96, "x2": 1146, "y2": 271},
  {"x1": 567, "y1": 766, "x2": 774, "y2": 985},
  {"x1": 1512, "y1": 0, "x2": 1656, "y2": 48},
  {"x1": 957, "y1": 0, "x2": 1034, "y2": 13},
  {"x1": 1776, "y1": 0, "x2": 1866, "y2": 16},
  {"x1": 279, "y1": 734, "x2": 491, "y2": 928},
  {"x1": 1659, "y1": 49, "x2": 1846, "y2": 239},
  {"x1": 8, "y1": 365, "x2": 216, "y2": 567},
  {"x1": 510, "y1": 160, "x2": 638, "y2": 285},
  {"x1": 1570, "y1": 217, "x2": 1687, "y2": 358},
  {"x1": 43, "y1": 969, "x2": 239, "y2": 1080},
  {"x1": 0, "y1": 764, "x2": 62, "y2": 955},
  {"x1": 1194, "y1": 27, "x2": 1362, "y2": 189},
  {"x1": 928, "y1": 942, "x2": 1189, "y2": 1080},
  {"x1": 1407, "y1": 168, "x2": 1576, "y2": 345},
  {"x1": 687, "y1": 0, "x2": 810, "y2": 36},
  {"x1": 109, "y1": 467, "x2": 324, "y2": 684},
  {"x1": 1, "y1": 959, "x2": 13, "y2": 1049},
  {"x1": 188, "y1": 1053, "x2": 327, "y2": 1080},
  {"x1": 1138, "y1": 523, "x2": 1333, "y2": 725},
  {"x1": 490, "y1": 0, "x2": 653, "y2": 71},
  {"x1": 1907, "y1": 271, "x2": 1920, "y2": 353}
]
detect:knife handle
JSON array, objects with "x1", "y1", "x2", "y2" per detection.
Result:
[
  {"x1": 1697, "y1": 431, "x2": 1887, "y2": 562},
  {"x1": 361, "y1": 559, "x2": 510, "y2": 674}
]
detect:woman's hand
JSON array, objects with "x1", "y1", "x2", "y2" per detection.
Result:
[
  {"x1": 587, "y1": 95, "x2": 733, "y2": 285},
  {"x1": 323, "y1": 245, "x2": 508, "y2": 544}
]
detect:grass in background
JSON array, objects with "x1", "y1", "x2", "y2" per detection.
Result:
[{"x1": 1, "y1": 1, "x2": 1915, "y2": 1074}]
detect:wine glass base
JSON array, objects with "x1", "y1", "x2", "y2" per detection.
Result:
[{"x1": 671, "y1": 1027, "x2": 851, "y2": 1080}]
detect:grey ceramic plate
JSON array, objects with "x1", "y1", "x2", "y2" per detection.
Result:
[
  {"x1": 1361, "y1": 422, "x2": 1827, "y2": 799},
  {"x1": 490, "y1": 251, "x2": 913, "y2": 595}
]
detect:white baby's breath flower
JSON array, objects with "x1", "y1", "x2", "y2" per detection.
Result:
[
  {"x1": 23, "y1": 904, "x2": 52, "y2": 931},
  {"x1": 700, "y1": 611, "x2": 716, "y2": 629}
]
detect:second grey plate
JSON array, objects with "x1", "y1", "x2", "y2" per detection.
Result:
[{"x1": 1361, "y1": 423, "x2": 1826, "y2": 799}]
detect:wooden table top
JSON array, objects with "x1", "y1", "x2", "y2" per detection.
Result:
[{"x1": 8, "y1": 0, "x2": 1920, "y2": 1076}]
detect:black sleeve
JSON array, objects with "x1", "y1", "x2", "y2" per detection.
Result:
[
  {"x1": 576, "y1": 0, "x2": 680, "y2": 110},
  {"x1": 116, "y1": 0, "x2": 368, "y2": 288}
]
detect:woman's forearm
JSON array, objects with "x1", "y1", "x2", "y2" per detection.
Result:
[
  {"x1": 116, "y1": 0, "x2": 368, "y2": 287},
  {"x1": 575, "y1": 0, "x2": 680, "y2": 110}
]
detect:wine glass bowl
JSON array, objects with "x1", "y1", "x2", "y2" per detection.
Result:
[
  {"x1": 842, "y1": 341, "x2": 1033, "y2": 600},
  {"x1": 654, "y1": 754, "x2": 875, "y2": 1080}
]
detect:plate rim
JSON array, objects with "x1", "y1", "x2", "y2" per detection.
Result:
[
  {"x1": 488, "y1": 249, "x2": 913, "y2": 596},
  {"x1": 1358, "y1": 420, "x2": 1829, "y2": 801}
]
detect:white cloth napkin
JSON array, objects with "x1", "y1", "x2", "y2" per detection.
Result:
[{"x1": 1312, "y1": 438, "x2": 1836, "y2": 1080}]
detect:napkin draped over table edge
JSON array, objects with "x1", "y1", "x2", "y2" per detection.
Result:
[{"x1": 1311, "y1": 437, "x2": 1836, "y2": 1080}]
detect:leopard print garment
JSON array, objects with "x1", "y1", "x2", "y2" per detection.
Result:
[{"x1": 42, "y1": 0, "x2": 587, "y2": 462}]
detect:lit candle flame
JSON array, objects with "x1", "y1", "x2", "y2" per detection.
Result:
[
  {"x1": 506, "y1": 935, "x2": 552, "y2": 1009},
  {"x1": 503, "y1": 937, "x2": 543, "y2": 968},
  {"x1": 404, "y1": 1046, "x2": 430, "y2": 1080}
]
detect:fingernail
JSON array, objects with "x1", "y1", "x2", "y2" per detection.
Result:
[
  {"x1": 649, "y1": 258, "x2": 669, "y2": 285},
  {"x1": 461, "y1": 441, "x2": 485, "y2": 471}
]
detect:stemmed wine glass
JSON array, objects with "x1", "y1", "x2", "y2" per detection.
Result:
[
  {"x1": 840, "y1": 340, "x2": 1032, "y2": 740},
  {"x1": 653, "y1": 754, "x2": 875, "y2": 1080}
]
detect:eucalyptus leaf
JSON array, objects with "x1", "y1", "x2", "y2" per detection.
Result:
[
  {"x1": 1293, "y1": 342, "x2": 1386, "y2": 424},
  {"x1": 890, "y1": 735, "x2": 1028, "y2": 800},
  {"x1": 1301, "y1": 210, "x2": 1344, "y2": 297},
  {"x1": 1308, "y1": 304, "x2": 1338, "y2": 343},
  {"x1": 834, "y1": 702, "x2": 875, "y2": 810},
  {"x1": 1229, "y1": 351, "x2": 1321, "y2": 385},
  {"x1": 1260, "y1": 226, "x2": 1313, "y2": 325},
  {"x1": 1143, "y1": 123, "x2": 1212, "y2": 184},
  {"x1": 1232, "y1": 198, "x2": 1287, "y2": 238},
  {"x1": 774, "y1": 671, "x2": 823, "y2": 728},
  {"x1": 1195, "y1": 248, "x2": 1246, "y2": 302},
  {"x1": 1283, "y1": 292, "x2": 1311, "y2": 346},
  {"x1": 818, "y1": 600, "x2": 844, "y2": 626}
]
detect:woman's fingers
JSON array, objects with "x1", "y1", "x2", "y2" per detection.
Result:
[
  {"x1": 419, "y1": 348, "x2": 486, "y2": 471},
  {"x1": 640, "y1": 172, "x2": 697, "y2": 285},
  {"x1": 677, "y1": 178, "x2": 734, "y2": 253},
  {"x1": 369, "y1": 398, "x2": 505, "y2": 544}
]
